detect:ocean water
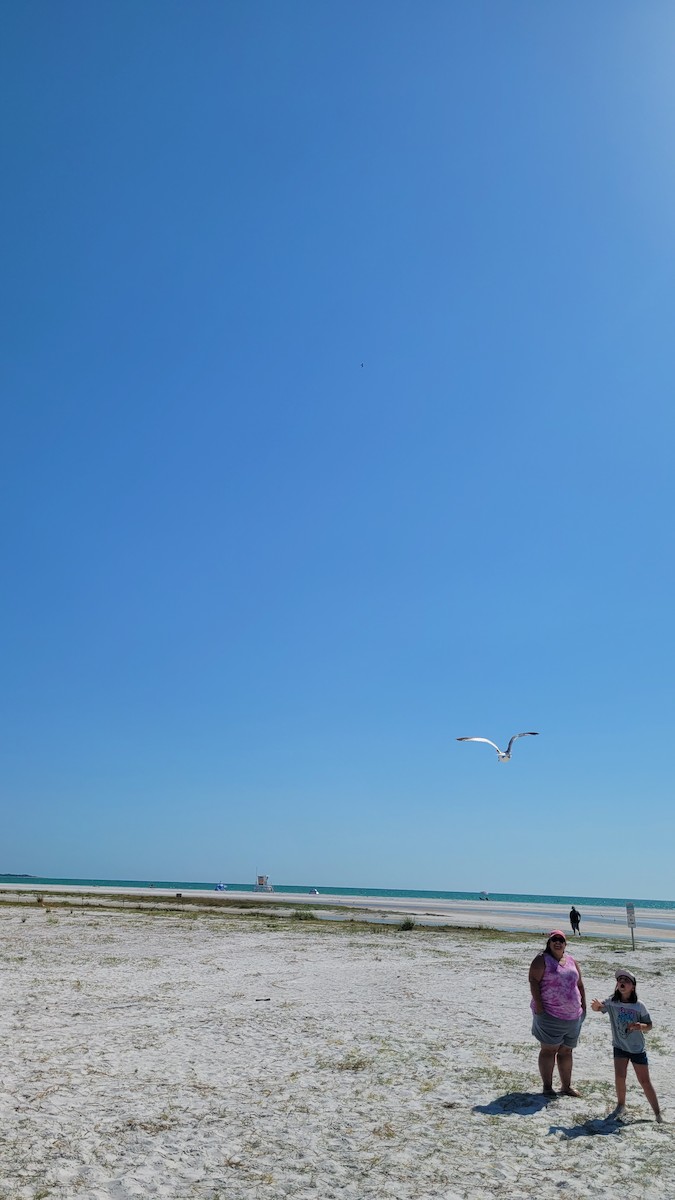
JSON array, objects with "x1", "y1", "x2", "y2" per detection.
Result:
[{"x1": 1, "y1": 874, "x2": 674, "y2": 910}]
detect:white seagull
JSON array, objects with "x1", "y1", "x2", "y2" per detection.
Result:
[{"x1": 456, "y1": 732, "x2": 539, "y2": 763}]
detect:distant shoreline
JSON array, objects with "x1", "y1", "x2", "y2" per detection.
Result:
[
  {"x1": 2, "y1": 882, "x2": 674, "y2": 941},
  {"x1": 0, "y1": 874, "x2": 673, "y2": 909}
]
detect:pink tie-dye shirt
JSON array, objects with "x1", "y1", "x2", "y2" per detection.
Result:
[{"x1": 531, "y1": 953, "x2": 583, "y2": 1020}]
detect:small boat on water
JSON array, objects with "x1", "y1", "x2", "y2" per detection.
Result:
[
  {"x1": 479, "y1": 891, "x2": 489, "y2": 901},
  {"x1": 309, "y1": 888, "x2": 320, "y2": 896},
  {"x1": 214, "y1": 882, "x2": 227, "y2": 892}
]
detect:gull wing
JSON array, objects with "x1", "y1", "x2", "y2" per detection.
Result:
[
  {"x1": 505, "y1": 732, "x2": 539, "y2": 755},
  {"x1": 456, "y1": 737, "x2": 501, "y2": 753}
]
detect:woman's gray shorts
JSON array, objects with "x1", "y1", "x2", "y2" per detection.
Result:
[{"x1": 531, "y1": 1011, "x2": 584, "y2": 1048}]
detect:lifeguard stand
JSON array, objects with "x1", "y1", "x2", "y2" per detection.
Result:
[{"x1": 254, "y1": 874, "x2": 274, "y2": 892}]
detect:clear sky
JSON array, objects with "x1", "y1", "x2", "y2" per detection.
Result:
[{"x1": 2, "y1": 2, "x2": 675, "y2": 898}]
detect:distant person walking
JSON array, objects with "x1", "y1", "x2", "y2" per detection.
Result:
[
  {"x1": 569, "y1": 906, "x2": 581, "y2": 936},
  {"x1": 591, "y1": 970, "x2": 662, "y2": 1122},
  {"x1": 529, "y1": 931, "x2": 586, "y2": 1097}
]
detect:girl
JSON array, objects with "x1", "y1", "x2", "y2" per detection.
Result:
[{"x1": 591, "y1": 970, "x2": 662, "y2": 1122}]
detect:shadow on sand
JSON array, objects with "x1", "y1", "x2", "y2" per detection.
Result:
[
  {"x1": 473, "y1": 1092, "x2": 556, "y2": 1117},
  {"x1": 548, "y1": 1116, "x2": 635, "y2": 1139}
]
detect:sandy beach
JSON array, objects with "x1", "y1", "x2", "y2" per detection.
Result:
[
  {"x1": 1, "y1": 902, "x2": 673, "y2": 1199},
  {"x1": 2, "y1": 884, "x2": 674, "y2": 942}
]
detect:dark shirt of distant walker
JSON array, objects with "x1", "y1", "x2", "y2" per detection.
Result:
[{"x1": 569, "y1": 907, "x2": 581, "y2": 936}]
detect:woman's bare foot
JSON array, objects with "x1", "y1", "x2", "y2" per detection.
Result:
[
  {"x1": 542, "y1": 1087, "x2": 557, "y2": 1097},
  {"x1": 561, "y1": 1087, "x2": 581, "y2": 1097}
]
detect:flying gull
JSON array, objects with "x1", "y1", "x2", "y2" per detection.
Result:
[{"x1": 456, "y1": 732, "x2": 539, "y2": 763}]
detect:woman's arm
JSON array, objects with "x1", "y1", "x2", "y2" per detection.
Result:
[
  {"x1": 575, "y1": 963, "x2": 587, "y2": 1012},
  {"x1": 528, "y1": 955, "x2": 545, "y2": 1014}
]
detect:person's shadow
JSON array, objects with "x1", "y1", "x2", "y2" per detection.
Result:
[
  {"x1": 472, "y1": 1094, "x2": 638, "y2": 1133},
  {"x1": 549, "y1": 1116, "x2": 650, "y2": 1139},
  {"x1": 473, "y1": 1092, "x2": 556, "y2": 1116}
]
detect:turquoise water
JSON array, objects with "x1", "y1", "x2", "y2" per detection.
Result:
[{"x1": 1, "y1": 874, "x2": 674, "y2": 910}]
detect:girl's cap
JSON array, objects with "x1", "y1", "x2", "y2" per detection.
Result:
[{"x1": 615, "y1": 969, "x2": 637, "y2": 985}]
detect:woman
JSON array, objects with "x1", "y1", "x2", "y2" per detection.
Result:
[{"x1": 529, "y1": 930, "x2": 586, "y2": 1096}]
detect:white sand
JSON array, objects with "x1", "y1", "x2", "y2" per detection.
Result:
[
  {"x1": 2, "y1": 884, "x2": 674, "y2": 942},
  {"x1": 1, "y1": 905, "x2": 673, "y2": 1199}
]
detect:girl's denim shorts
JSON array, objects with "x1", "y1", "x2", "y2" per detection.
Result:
[{"x1": 613, "y1": 1046, "x2": 648, "y2": 1066}]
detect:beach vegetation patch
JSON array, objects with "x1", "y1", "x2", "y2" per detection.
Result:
[
  {"x1": 419, "y1": 1079, "x2": 440, "y2": 1093},
  {"x1": 125, "y1": 1110, "x2": 177, "y2": 1134},
  {"x1": 647, "y1": 1032, "x2": 666, "y2": 1054},
  {"x1": 467, "y1": 1066, "x2": 533, "y2": 1094},
  {"x1": 373, "y1": 1122, "x2": 396, "y2": 1138},
  {"x1": 397, "y1": 917, "x2": 416, "y2": 931},
  {"x1": 324, "y1": 1050, "x2": 371, "y2": 1072},
  {"x1": 291, "y1": 908, "x2": 317, "y2": 920},
  {"x1": 222, "y1": 1155, "x2": 245, "y2": 1168},
  {"x1": 580, "y1": 1079, "x2": 615, "y2": 1101}
]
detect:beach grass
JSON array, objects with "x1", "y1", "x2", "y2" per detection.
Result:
[{"x1": 0, "y1": 890, "x2": 552, "y2": 940}]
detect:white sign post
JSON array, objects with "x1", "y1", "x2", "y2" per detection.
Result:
[{"x1": 626, "y1": 902, "x2": 636, "y2": 951}]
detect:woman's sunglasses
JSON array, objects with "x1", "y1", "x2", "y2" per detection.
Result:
[{"x1": 550, "y1": 937, "x2": 566, "y2": 944}]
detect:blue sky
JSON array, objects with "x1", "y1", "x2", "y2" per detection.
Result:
[{"x1": 2, "y1": 2, "x2": 675, "y2": 897}]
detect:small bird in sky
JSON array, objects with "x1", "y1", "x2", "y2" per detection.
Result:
[
  {"x1": 456, "y1": 732, "x2": 539, "y2": 763},
  {"x1": 360, "y1": 361, "x2": 364, "y2": 367}
]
